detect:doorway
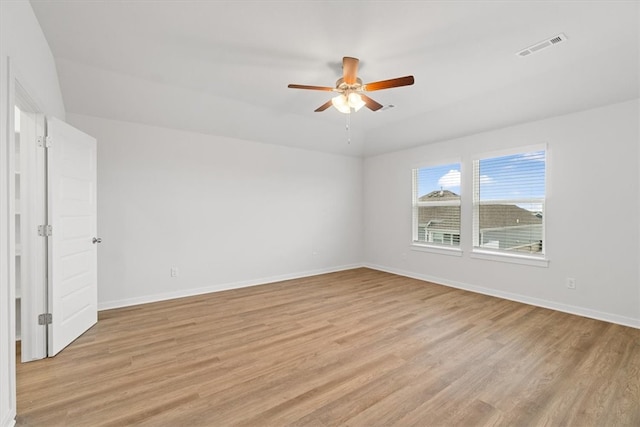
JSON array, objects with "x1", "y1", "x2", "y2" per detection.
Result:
[{"x1": 11, "y1": 82, "x2": 99, "y2": 363}]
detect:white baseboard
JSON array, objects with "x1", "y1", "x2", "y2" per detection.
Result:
[
  {"x1": 97, "y1": 263, "x2": 364, "y2": 311},
  {"x1": 364, "y1": 263, "x2": 640, "y2": 329},
  {"x1": 98, "y1": 262, "x2": 640, "y2": 330},
  {"x1": 1, "y1": 410, "x2": 16, "y2": 427}
]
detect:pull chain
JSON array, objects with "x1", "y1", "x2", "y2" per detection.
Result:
[{"x1": 346, "y1": 112, "x2": 351, "y2": 144}]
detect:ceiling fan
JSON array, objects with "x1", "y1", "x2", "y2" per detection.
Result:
[{"x1": 288, "y1": 56, "x2": 415, "y2": 114}]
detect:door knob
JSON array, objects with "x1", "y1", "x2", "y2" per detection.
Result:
[{"x1": 92, "y1": 237, "x2": 102, "y2": 244}]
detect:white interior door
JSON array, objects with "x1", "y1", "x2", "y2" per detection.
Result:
[{"x1": 47, "y1": 117, "x2": 98, "y2": 356}]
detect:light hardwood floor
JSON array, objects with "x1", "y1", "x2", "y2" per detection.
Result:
[{"x1": 16, "y1": 268, "x2": 640, "y2": 426}]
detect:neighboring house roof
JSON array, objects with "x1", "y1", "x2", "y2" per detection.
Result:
[
  {"x1": 478, "y1": 204, "x2": 542, "y2": 229},
  {"x1": 417, "y1": 190, "x2": 542, "y2": 231},
  {"x1": 419, "y1": 189, "x2": 460, "y2": 202},
  {"x1": 418, "y1": 190, "x2": 460, "y2": 231}
]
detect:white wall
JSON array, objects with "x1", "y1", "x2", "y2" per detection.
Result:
[
  {"x1": 0, "y1": 0, "x2": 66, "y2": 425},
  {"x1": 66, "y1": 114, "x2": 363, "y2": 309},
  {"x1": 364, "y1": 99, "x2": 640, "y2": 327},
  {"x1": 0, "y1": 1, "x2": 65, "y2": 119}
]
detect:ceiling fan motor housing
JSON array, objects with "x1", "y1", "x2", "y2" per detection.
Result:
[{"x1": 336, "y1": 77, "x2": 364, "y2": 92}]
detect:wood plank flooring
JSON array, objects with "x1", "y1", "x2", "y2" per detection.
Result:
[{"x1": 16, "y1": 268, "x2": 640, "y2": 426}]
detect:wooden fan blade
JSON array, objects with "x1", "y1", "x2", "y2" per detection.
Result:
[
  {"x1": 342, "y1": 57, "x2": 359, "y2": 85},
  {"x1": 364, "y1": 75, "x2": 415, "y2": 91},
  {"x1": 288, "y1": 84, "x2": 335, "y2": 91},
  {"x1": 314, "y1": 99, "x2": 333, "y2": 112},
  {"x1": 361, "y1": 94, "x2": 383, "y2": 111}
]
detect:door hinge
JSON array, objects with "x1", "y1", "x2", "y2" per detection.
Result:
[
  {"x1": 37, "y1": 136, "x2": 52, "y2": 148},
  {"x1": 38, "y1": 313, "x2": 52, "y2": 325},
  {"x1": 38, "y1": 225, "x2": 52, "y2": 236}
]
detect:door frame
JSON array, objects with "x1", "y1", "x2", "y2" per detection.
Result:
[
  {"x1": 15, "y1": 96, "x2": 47, "y2": 362},
  {"x1": 3, "y1": 56, "x2": 47, "y2": 368}
]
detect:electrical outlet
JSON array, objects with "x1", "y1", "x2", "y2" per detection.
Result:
[
  {"x1": 566, "y1": 277, "x2": 576, "y2": 289},
  {"x1": 171, "y1": 267, "x2": 178, "y2": 277}
]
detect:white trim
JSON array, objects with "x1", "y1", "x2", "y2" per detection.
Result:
[
  {"x1": 364, "y1": 263, "x2": 640, "y2": 329},
  {"x1": 98, "y1": 263, "x2": 363, "y2": 311},
  {"x1": 2, "y1": 56, "x2": 17, "y2": 427},
  {"x1": 411, "y1": 244, "x2": 463, "y2": 257},
  {"x1": 477, "y1": 198, "x2": 543, "y2": 205},
  {"x1": 3, "y1": 56, "x2": 50, "y2": 426},
  {"x1": 470, "y1": 249, "x2": 549, "y2": 268},
  {"x1": 1, "y1": 411, "x2": 16, "y2": 427},
  {"x1": 416, "y1": 199, "x2": 461, "y2": 207}
]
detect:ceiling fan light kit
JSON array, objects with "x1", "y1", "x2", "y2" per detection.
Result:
[
  {"x1": 288, "y1": 56, "x2": 414, "y2": 114},
  {"x1": 331, "y1": 92, "x2": 365, "y2": 114},
  {"x1": 348, "y1": 92, "x2": 366, "y2": 111}
]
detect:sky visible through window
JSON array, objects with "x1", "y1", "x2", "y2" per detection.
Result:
[
  {"x1": 417, "y1": 151, "x2": 545, "y2": 211},
  {"x1": 417, "y1": 162, "x2": 461, "y2": 197}
]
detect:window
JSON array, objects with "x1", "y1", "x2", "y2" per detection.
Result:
[
  {"x1": 473, "y1": 148, "x2": 546, "y2": 256},
  {"x1": 412, "y1": 163, "x2": 461, "y2": 247}
]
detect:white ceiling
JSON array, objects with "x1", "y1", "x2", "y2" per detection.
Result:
[{"x1": 31, "y1": 1, "x2": 639, "y2": 157}]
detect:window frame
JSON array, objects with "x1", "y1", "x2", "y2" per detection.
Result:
[
  {"x1": 471, "y1": 144, "x2": 549, "y2": 266},
  {"x1": 411, "y1": 160, "x2": 462, "y2": 254}
]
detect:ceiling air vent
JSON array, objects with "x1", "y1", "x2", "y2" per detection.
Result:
[{"x1": 517, "y1": 33, "x2": 567, "y2": 57}]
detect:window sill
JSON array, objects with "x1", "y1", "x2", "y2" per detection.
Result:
[
  {"x1": 411, "y1": 244, "x2": 463, "y2": 257},
  {"x1": 470, "y1": 249, "x2": 549, "y2": 268}
]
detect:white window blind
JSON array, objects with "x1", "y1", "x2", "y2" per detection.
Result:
[
  {"x1": 412, "y1": 163, "x2": 461, "y2": 247},
  {"x1": 473, "y1": 149, "x2": 546, "y2": 255}
]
